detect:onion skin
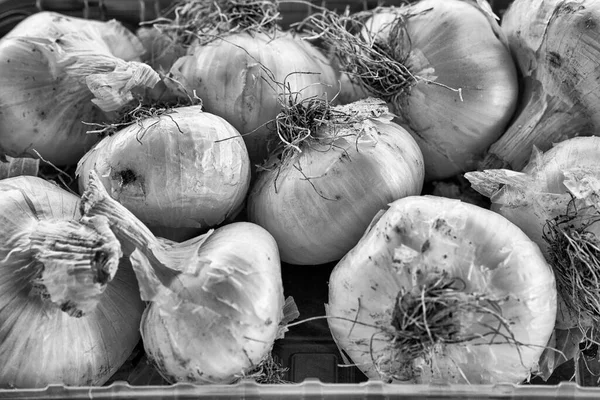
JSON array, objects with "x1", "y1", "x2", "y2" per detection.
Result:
[
  {"x1": 327, "y1": 195, "x2": 556, "y2": 384},
  {"x1": 140, "y1": 223, "x2": 284, "y2": 384},
  {"x1": 0, "y1": 12, "x2": 158, "y2": 166},
  {"x1": 79, "y1": 170, "x2": 285, "y2": 385},
  {"x1": 0, "y1": 176, "x2": 143, "y2": 388},
  {"x1": 248, "y1": 100, "x2": 424, "y2": 265},
  {"x1": 468, "y1": 136, "x2": 600, "y2": 330},
  {"x1": 466, "y1": 137, "x2": 600, "y2": 378},
  {"x1": 339, "y1": 0, "x2": 518, "y2": 180},
  {"x1": 77, "y1": 105, "x2": 251, "y2": 242},
  {"x1": 482, "y1": 0, "x2": 600, "y2": 171},
  {"x1": 167, "y1": 31, "x2": 339, "y2": 171}
]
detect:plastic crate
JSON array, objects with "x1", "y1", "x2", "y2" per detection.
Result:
[{"x1": 0, "y1": 0, "x2": 599, "y2": 399}]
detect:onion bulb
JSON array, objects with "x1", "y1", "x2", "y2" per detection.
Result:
[
  {"x1": 145, "y1": 0, "x2": 339, "y2": 171},
  {"x1": 248, "y1": 97, "x2": 424, "y2": 265},
  {"x1": 76, "y1": 105, "x2": 251, "y2": 242},
  {"x1": 467, "y1": 137, "x2": 600, "y2": 337},
  {"x1": 305, "y1": 0, "x2": 519, "y2": 180},
  {"x1": 0, "y1": 176, "x2": 143, "y2": 388},
  {"x1": 327, "y1": 195, "x2": 556, "y2": 384},
  {"x1": 0, "y1": 12, "x2": 160, "y2": 166},
  {"x1": 80, "y1": 170, "x2": 288, "y2": 384},
  {"x1": 482, "y1": 0, "x2": 600, "y2": 171}
]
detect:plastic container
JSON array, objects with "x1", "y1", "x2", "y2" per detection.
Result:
[{"x1": 1, "y1": 0, "x2": 599, "y2": 398}]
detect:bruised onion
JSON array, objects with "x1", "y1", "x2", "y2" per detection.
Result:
[
  {"x1": 327, "y1": 195, "x2": 556, "y2": 384},
  {"x1": 248, "y1": 97, "x2": 424, "y2": 265},
  {"x1": 305, "y1": 0, "x2": 519, "y2": 180},
  {"x1": 76, "y1": 105, "x2": 251, "y2": 242},
  {"x1": 0, "y1": 176, "x2": 143, "y2": 388}
]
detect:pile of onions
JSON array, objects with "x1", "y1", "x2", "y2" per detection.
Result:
[
  {"x1": 0, "y1": 175, "x2": 143, "y2": 388},
  {"x1": 139, "y1": 0, "x2": 339, "y2": 171},
  {"x1": 77, "y1": 105, "x2": 251, "y2": 242},
  {"x1": 79, "y1": 170, "x2": 289, "y2": 384},
  {"x1": 0, "y1": 12, "x2": 160, "y2": 166},
  {"x1": 327, "y1": 195, "x2": 556, "y2": 384},
  {"x1": 482, "y1": 0, "x2": 600, "y2": 171},
  {"x1": 467, "y1": 136, "x2": 600, "y2": 375},
  {"x1": 303, "y1": 0, "x2": 519, "y2": 180},
  {"x1": 248, "y1": 97, "x2": 424, "y2": 265}
]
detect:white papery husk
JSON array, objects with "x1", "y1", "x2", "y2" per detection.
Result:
[{"x1": 466, "y1": 136, "x2": 600, "y2": 379}]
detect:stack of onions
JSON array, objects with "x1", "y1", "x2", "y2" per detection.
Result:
[
  {"x1": 303, "y1": 0, "x2": 519, "y2": 180},
  {"x1": 327, "y1": 195, "x2": 556, "y2": 384},
  {"x1": 76, "y1": 104, "x2": 251, "y2": 242},
  {"x1": 248, "y1": 97, "x2": 424, "y2": 265},
  {"x1": 79, "y1": 170, "x2": 289, "y2": 384},
  {"x1": 482, "y1": 0, "x2": 600, "y2": 171},
  {"x1": 139, "y1": 0, "x2": 339, "y2": 171},
  {"x1": 0, "y1": 12, "x2": 160, "y2": 166},
  {"x1": 0, "y1": 176, "x2": 143, "y2": 388},
  {"x1": 467, "y1": 136, "x2": 600, "y2": 376}
]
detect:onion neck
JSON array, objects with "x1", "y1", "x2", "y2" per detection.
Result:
[
  {"x1": 79, "y1": 170, "x2": 210, "y2": 301},
  {"x1": 28, "y1": 216, "x2": 121, "y2": 317}
]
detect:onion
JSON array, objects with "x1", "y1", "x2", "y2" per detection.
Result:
[
  {"x1": 482, "y1": 0, "x2": 600, "y2": 171},
  {"x1": 248, "y1": 97, "x2": 424, "y2": 265},
  {"x1": 144, "y1": 0, "x2": 339, "y2": 172},
  {"x1": 76, "y1": 105, "x2": 251, "y2": 242},
  {"x1": 0, "y1": 12, "x2": 160, "y2": 166},
  {"x1": 305, "y1": 0, "x2": 519, "y2": 180},
  {"x1": 0, "y1": 176, "x2": 143, "y2": 388},
  {"x1": 467, "y1": 136, "x2": 600, "y2": 376},
  {"x1": 327, "y1": 195, "x2": 556, "y2": 384},
  {"x1": 80, "y1": 170, "x2": 289, "y2": 384}
]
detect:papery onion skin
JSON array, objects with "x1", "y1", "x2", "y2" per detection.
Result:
[
  {"x1": 0, "y1": 12, "x2": 155, "y2": 166},
  {"x1": 342, "y1": 0, "x2": 518, "y2": 180},
  {"x1": 79, "y1": 171, "x2": 287, "y2": 385},
  {"x1": 0, "y1": 176, "x2": 144, "y2": 388},
  {"x1": 139, "y1": 222, "x2": 284, "y2": 384},
  {"x1": 468, "y1": 136, "x2": 600, "y2": 330},
  {"x1": 76, "y1": 105, "x2": 251, "y2": 242},
  {"x1": 483, "y1": 0, "x2": 600, "y2": 171},
  {"x1": 327, "y1": 195, "x2": 556, "y2": 384},
  {"x1": 248, "y1": 101, "x2": 424, "y2": 265},
  {"x1": 167, "y1": 31, "x2": 339, "y2": 170}
]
